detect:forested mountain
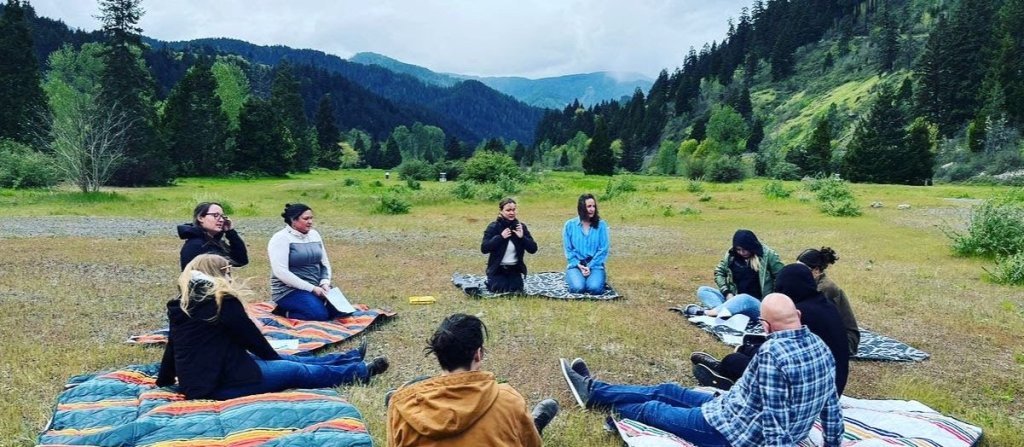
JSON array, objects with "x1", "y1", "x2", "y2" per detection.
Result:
[
  {"x1": 533, "y1": 0, "x2": 1024, "y2": 185},
  {"x1": 149, "y1": 38, "x2": 546, "y2": 144},
  {"x1": 350, "y1": 51, "x2": 654, "y2": 109}
]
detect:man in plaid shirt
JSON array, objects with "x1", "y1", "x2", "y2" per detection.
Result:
[{"x1": 561, "y1": 293, "x2": 844, "y2": 447}]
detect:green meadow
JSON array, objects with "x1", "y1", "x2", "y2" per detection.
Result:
[{"x1": 1, "y1": 170, "x2": 1022, "y2": 446}]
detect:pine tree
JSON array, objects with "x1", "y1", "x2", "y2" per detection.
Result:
[
  {"x1": 875, "y1": 4, "x2": 899, "y2": 73},
  {"x1": 0, "y1": 0, "x2": 46, "y2": 143},
  {"x1": 234, "y1": 98, "x2": 293, "y2": 176},
  {"x1": 841, "y1": 85, "x2": 907, "y2": 183},
  {"x1": 901, "y1": 118, "x2": 935, "y2": 185},
  {"x1": 315, "y1": 94, "x2": 341, "y2": 169},
  {"x1": 690, "y1": 113, "x2": 709, "y2": 142},
  {"x1": 161, "y1": 56, "x2": 230, "y2": 176},
  {"x1": 363, "y1": 140, "x2": 382, "y2": 169},
  {"x1": 619, "y1": 136, "x2": 643, "y2": 172},
  {"x1": 98, "y1": 0, "x2": 172, "y2": 186},
  {"x1": 746, "y1": 119, "x2": 764, "y2": 152},
  {"x1": 803, "y1": 118, "x2": 832, "y2": 175},
  {"x1": 583, "y1": 116, "x2": 615, "y2": 175},
  {"x1": 352, "y1": 137, "x2": 366, "y2": 168},
  {"x1": 483, "y1": 138, "x2": 505, "y2": 153},
  {"x1": 444, "y1": 135, "x2": 462, "y2": 160},
  {"x1": 382, "y1": 135, "x2": 402, "y2": 169},
  {"x1": 271, "y1": 63, "x2": 313, "y2": 172}
]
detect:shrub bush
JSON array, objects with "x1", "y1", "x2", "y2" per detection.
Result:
[
  {"x1": 762, "y1": 180, "x2": 791, "y2": 199},
  {"x1": 819, "y1": 198, "x2": 862, "y2": 217},
  {"x1": 397, "y1": 159, "x2": 436, "y2": 181},
  {"x1": 990, "y1": 252, "x2": 1024, "y2": 285},
  {"x1": 805, "y1": 176, "x2": 861, "y2": 217},
  {"x1": 686, "y1": 179, "x2": 704, "y2": 193},
  {"x1": 704, "y1": 155, "x2": 746, "y2": 183},
  {"x1": 699, "y1": 193, "x2": 712, "y2": 202},
  {"x1": 405, "y1": 179, "x2": 421, "y2": 190},
  {"x1": 373, "y1": 194, "x2": 411, "y2": 214},
  {"x1": 433, "y1": 159, "x2": 463, "y2": 182},
  {"x1": 950, "y1": 199, "x2": 1024, "y2": 258},
  {"x1": 451, "y1": 181, "x2": 477, "y2": 200},
  {"x1": 601, "y1": 177, "x2": 637, "y2": 200},
  {"x1": 462, "y1": 151, "x2": 522, "y2": 183},
  {"x1": 0, "y1": 139, "x2": 59, "y2": 188}
]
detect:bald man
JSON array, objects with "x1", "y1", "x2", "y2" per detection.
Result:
[{"x1": 560, "y1": 293, "x2": 844, "y2": 447}]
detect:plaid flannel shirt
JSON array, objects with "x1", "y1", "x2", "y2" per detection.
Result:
[{"x1": 702, "y1": 326, "x2": 844, "y2": 447}]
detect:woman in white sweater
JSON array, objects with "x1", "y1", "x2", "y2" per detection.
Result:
[{"x1": 268, "y1": 203, "x2": 339, "y2": 320}]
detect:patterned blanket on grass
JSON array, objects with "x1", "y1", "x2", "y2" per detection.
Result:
[
  {"x1": 669, "y1": 308, "x2": 930, "y2": 362},
  {"x1": 452, "y1": 272, "x2": 622, "y2": 300},
  {"x1": 613, "y1": 396, "x2": 981, "y2": 447},
  {"x1": 38, "y1": 363, "x2": 372, "y2": 447},
  {"x1": 129, "y1": 302, "x2": 395, "y2": 355}
]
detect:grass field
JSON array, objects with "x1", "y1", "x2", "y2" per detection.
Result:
[{"x1": 1, "y1": 170, "x2": 1022, "y2": 446}]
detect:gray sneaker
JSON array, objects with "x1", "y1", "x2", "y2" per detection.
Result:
[
  {"x1": 570, "y1": 357, "x2": 591, "y2": 377},
  {"x1": 531, "y1": 398, "x2": 559, "y2": 434},
  {"x1": 559, "y1": 358, "x2": 592, "y2": 408},
  {"x1": 683, "y1": 304, "x2": 705, "y2": 316}
]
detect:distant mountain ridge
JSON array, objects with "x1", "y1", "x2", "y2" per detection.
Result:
[{"x1": 349, "y1": 52, "x2": 653, "y2": 109}]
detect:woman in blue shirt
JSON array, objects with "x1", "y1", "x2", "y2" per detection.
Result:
[{"x1": 563, "y1": 193, "x2": 610, "y2": 294}]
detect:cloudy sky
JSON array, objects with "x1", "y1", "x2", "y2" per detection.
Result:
[{"x1": 30, "y1": 0, "x2": 751, "y2": 79}]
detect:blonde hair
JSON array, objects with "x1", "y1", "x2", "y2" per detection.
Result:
[
  {"x1": 178, "y1": 254, "x2": 250, "y2": 318},
  {"x1": 749, "y1": 255, "x2": 761, "y2": 273}
]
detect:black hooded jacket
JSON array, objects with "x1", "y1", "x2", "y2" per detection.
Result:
[
  {"x1": 481, "y1": 217, "x2": 538, "y2": 276},
  {"x1": 775, "y1": 263, "x2": 850, "y2": 395},
  {"x1": 178, "y1": 224, "x2": 249, "y2": 270}
]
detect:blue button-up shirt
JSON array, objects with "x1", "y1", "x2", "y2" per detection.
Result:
[
  {"x1": 702, "y1": 326, "x2": 844, "y2": 447},
  {"x1": 562, "y1": 217, "x2": 610, "y2": 270}
]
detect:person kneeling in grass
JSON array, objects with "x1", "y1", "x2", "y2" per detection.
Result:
[
  {"x1": 157, "y1": 254, "x2": 389, "y2": 400},
  {"x1": 388, "y1": 313, "x2": 558, "y2": 446},
  {"x1": 560, "y1": 293, "x2": 843, "y2": 447}
]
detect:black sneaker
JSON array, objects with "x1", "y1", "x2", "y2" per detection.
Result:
[
  {"x1": 570, "y1": 358, "x2": 591, "y2": 378},
  {"x1": 531, "y1": 398, "x2": 559, "y2": 434},
  {"x1": 559, "y1": 358, "x2": 592, "y2": 408},
  {"x1": 689, "y1": 351, "x2": 721, "y2": 370},
  {"x1": 357, "y1": 338, "x2": 368, "y2": 360},
  {"x1": 366, "y1": 356, "x2": 389, "y2": 378},
  {"x1": 692, "y1": 363, "x2": 734, "y2": 391},
  {"x1": 683, "y1": 304, "x2": 705, "y2": 317}
]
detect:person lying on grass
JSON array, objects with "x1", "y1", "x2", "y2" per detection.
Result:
[
  {"x1": 156, "y1": 254, "x2": 388, "y2": 400},
  {"x1": 686, "y1": 229, "x2": 784, "y2": 320},
  {"x1": 481, "y1": 197, "x2": 538, "y2": 294},
  {"x1": 690, "y1": 263, "x2": 850, "y2": 396},
  {"x1": 561, "y1": 293, "x2": 843, "y2": 447},
  {"x1": 387, "y1": 313, "x2": 557, "y2": 447}
]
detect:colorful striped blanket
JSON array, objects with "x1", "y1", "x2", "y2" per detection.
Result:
[
  {"x1": 38, "y1": 364, "x2": 373, "y2": 447},
  {"x1": 129, "y1": 302, "x2": 395, "y2": 355},
  {"x1": 452, "y1": 272, "x2": 622, "y2": 300},
  {"x1": 613, "y1": 396, "x2": 981, "y2": 447}
]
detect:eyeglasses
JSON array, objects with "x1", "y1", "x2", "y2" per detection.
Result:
[
  {"x1": 203, "y1": 212, "x2": 225, "y2": 220},
  {"x1": 758, "y1": 317, "x2": 772, "y2": 332}
]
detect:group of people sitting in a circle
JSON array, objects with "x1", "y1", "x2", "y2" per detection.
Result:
[{"x1": 158, "y1": 197, "x2": 857, "y2": 446}]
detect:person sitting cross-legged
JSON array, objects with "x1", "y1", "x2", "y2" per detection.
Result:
[
  {"x1": 387, "y1": 313, "x2": 558, "y2": 447},
  {"x1": 560, "y1": 293, "x2": 843, "y2": 447}
]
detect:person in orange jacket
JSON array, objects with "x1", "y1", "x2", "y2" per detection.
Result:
[{"x1": 387, "y1": 313, "x2": 557, "y2": 446}]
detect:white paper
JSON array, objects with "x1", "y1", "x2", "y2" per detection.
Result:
[
  {"x1": 269, "y1": 339, "x2": 299, "y2": 350},
  {"x1": 326, "y1": 287, "x2": 357, "y2": 314}
]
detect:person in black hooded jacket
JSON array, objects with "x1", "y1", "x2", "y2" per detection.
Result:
[
  {"x1": 178, "y1": 202, "x2": 248, "y2": 270},
  {"x1": 481, "y1": 198, "x2": 538, "y2": 293},
  {"x1": 691, "y1": 263, "x2": 850, "y2": 396}
]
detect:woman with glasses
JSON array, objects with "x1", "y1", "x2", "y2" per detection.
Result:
[
  {"x1": 156, "y1": 254, "x2": 389, "y2": 400},
  {"x1": 687, "y1": 229, "x2": 784, "y2": 319},
  {"x1": 178, "y1": 202, "x2": 249, "y2": 270},
  {"x1": 268, "y1": 203, "x2": 339, "y2": 321}
]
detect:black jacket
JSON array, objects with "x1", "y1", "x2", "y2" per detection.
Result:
[
  {"x1": 481, "y1": 218, "x2": 538, "y2": 276},
  {"x1": 156, "y1": 284, "x2": 280, "y2": 399},
  {"x1": 775, "y1": 263, "x2": 851, "y2": 395},
  {"x1": 178, "y1": 224, "x2": 249, "y2": 270}
]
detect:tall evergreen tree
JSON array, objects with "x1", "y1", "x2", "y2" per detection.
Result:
[
  {"x1": 841, "y1": 85, "x2": 907, "y2": 183},
  {"x1": 382, "y1": 135, "x2": 402, "y2": 169},
  {"x1": 482, "y1": 138, "x2": 505, "y2": 153},
  {"x1": 271, "y1": 63, "x2": 314, "y2": 172},
  {"x1": 987, "y1": 0, "x2": 1024, "y2": 124},
  {"x1": 803, "y1": 118, "x2": 832, "y2": 175},
  {"x1": 444, "y1": 134, "x2": 462, "y2": 160},
  {"x1": 583, "y1": 116, "x2": 615, "y2": 175},
  {"x1": 0, "y1": 0, "x2": 46, "y2": 143},
  {"x1": 234, "y1": 97, "x2": 293, "y2": 176},
  {"x1": 315, "y1": 94, "x2": 341, "y2": 169},
  {"x1": 746, "y1": 119, "x2": 764, "y2": 152},
  {"x1": 619, "y1": 135, "x2": 644, "y2": 173},
  {"x1": 98, "y1": 0, "x2": 172, "y2": 186},
  {"x1": 900, "y1": 118, "x2": 936, "y2": 185},
  {"x1": 161, "y1": 56, "x2": 230, "y2": 176},
  {"x1": 363, "y1": 139, "x2": 382, "y2": 169},
  {"x1": 351, "y1": 137, "x2": 366, "y2": 168},
  {"x1": 875, "y1": 4, "x2": 900, "y2": 73}
]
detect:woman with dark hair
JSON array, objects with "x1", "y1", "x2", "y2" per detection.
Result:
[
  {"x1": 178, "y1": 202, "x2": 248, "y2": 270},
  {"x1": 688, "y1": 229, "x2": 784, "y2": 319},
  {"x1": 481, "y1": 198, "x2": 538, "y2": 293},
  {"x1": 798, "y1": 247, "x2": 860, "y2": 355},
  {"x1": 268, "y1": 203, "x2": 338, "y2": 321},
  {"x1": 156, "y1": 254, "x2": 388, "y2": 400},
  {"x1": 562, "y1": 193, "x2": 610, "y2": 294}
]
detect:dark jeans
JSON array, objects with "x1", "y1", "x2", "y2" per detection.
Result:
[
  {"x1": 589, "y1": 380, "x2": 730, "y2": 447},
  {"x1": 720, "y1": 352, "x2": 754, "y2": 381},
  {"x1": 210, "y1": 349, "x2": 367, "y2": 400},
  {"x1": 487, "y1": 267, "x2": 524, "y2": 293},
  {"x1": 275, "y1": 289, "x2": 342, "y2": 321}
]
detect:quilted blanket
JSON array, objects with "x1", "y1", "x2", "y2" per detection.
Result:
[
  {"x1": 37, "y1": 364, "x2": 373, "y2": 447},
  {"x1": 613, "y1": 396, "x2": 981, "y2": 447},
  {"x1": 669, "y1": 308, "x2": 930, "y2": 362},
  {"x1": 452, "y1": 272, "x2": 622, "y2": 300},
  {"x1": 129, "y1": 302, "x2": 395, "y2": 355}
]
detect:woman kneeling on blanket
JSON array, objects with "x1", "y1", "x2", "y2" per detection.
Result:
[
  {"x1": 563, "y1": 193, "x2": 610, "y2": 294},
  {"x1": 481, "y1": 197, "x2": 538, "y2": 293},
  {"x1": 156, "y1": 254, "x2": 389, "y2": 400}
]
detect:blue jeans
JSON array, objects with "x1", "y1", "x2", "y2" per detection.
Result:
[
  {"x1": 210, "y1": 350, "x2": 367, "y2": 400},
  {"x1": 276, "y1": 289, "x2": 341, "y2": 321},
  {"x1": 697, "y1": 286, "x2": 761, "y2": 319},
  {"x1": 566, "y1": 267, "x2": 606, "y2": 294},
  {"x1": 590, "y1": 381, "x2": 730, "y2": 446}
]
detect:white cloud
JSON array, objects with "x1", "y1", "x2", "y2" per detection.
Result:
[{"x1": 30, "y1": 0, "x2": 750, "y2": 78}]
